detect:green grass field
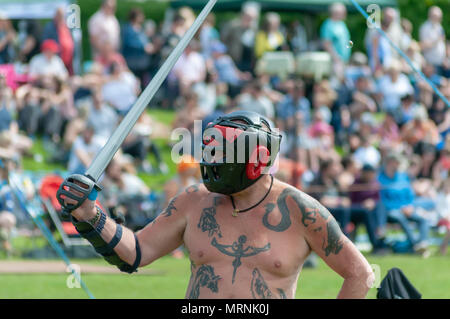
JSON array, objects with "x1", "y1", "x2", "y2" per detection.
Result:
[{"x1": 1, "y1": 251, "x2": 449, "y2": 299}]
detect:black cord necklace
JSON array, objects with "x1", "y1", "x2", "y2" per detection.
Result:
[{"x1": 230, "y1": 175, "x2": 274, "y2": 217}]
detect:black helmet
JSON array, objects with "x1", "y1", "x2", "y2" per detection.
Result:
[{"x1": 200, "y1": 111, "x2": 282, "y2": 195}]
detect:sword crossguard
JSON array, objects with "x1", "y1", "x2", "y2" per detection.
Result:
[{"x1": 56, "y1": 174, "x2": 102, "y2": 217}]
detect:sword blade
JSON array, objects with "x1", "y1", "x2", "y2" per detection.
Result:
[{"x1": 86, "y1": 0, "x2": 217, "y2": 181}]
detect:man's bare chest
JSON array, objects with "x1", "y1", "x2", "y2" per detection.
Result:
[{"x1": 183, "y1": 194, "x2": 309, "y2": 278}]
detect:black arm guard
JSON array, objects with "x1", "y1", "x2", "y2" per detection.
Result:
[{"x1": 71, "y1": 211, "x2": 141, "y2": 274}]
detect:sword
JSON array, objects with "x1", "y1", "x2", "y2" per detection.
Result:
[{"x1": 56, "y1": 0, "x2": 217, "y2": 214}]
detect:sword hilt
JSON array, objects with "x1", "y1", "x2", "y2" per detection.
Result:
[{"x1": 56, "y1": 174, "x2": 102, "y2": 217}]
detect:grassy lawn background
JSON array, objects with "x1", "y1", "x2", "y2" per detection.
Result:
[{"x1": 1, "y1": 252, "x2": 449, "y2": 299}]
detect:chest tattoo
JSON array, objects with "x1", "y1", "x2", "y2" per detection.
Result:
[
  {"x1": 211, "y1": 235, "x2": 270, "y2": 284},
  {"x1": 197, "y1": 196, "x2": 223, "y2": 238}
]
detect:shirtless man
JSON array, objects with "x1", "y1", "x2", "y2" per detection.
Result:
[{"x1": 62, "y1": 111, "x2": 374, "y2": 299}]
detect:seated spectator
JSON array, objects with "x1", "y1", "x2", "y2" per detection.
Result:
[
  {"x1": 95, "y1": 40, "x2": 128, "y2": 75},
  {"x1": 173, "y1": 91, "x2": 206, "y2": 133},
  {"x1": 309, "y1": 159, "x2": 351, "y2": 235},
  {"x1": 87, "y1": 89, "x2": 118, "y2": 144},
  {"x1": 401, "y1": 106, "x2": 440, "y2": 153},
  {"x1": 101, "y1": 61, "x2": 140, "y2": 115},
  {"x1": 378, "y1": 153, "x2": 430, "y2": 254},
  {"x1": 0, "y1": 79, "x2": 32, "y2": 158},
  {"x1": 29, "y1": 39, "x2": 68, "y2": 80},
  {"x1": 211, "y1": 41, "x2": 251, "y2": 98},
  {"x1": 67, "y1": 124, "x2": 103, "y2": 174},
  {"x1": 392, "y1": 93, "x2": 420, "y2": 126},
  {"x1": 103, "y1": 158, "x2": 150, "y2": 198},
  {"x1": 192, "y1": 71, "x2": 218, "y2": 116},
  {"x1": 349, "y1": 164, "x2": 387, "y2": 253},
  {"x1": 237, "y1": 81, "x2": 274, "y2": 119},
  {"x1": 353, "y1": 135, "x2": 381, "y2": 169},
  {"x1": 43, "y1": 7, "x2": 74, "y2": 74},
  {"x1": 337, "y1": 156, "x2": 360, "y2": 191},
  {"x1": 122, "y1": 112, "x2": 168, "y2": 174},
  {"x1": 377, "y1": 111, "x2": 401, "y2": 154},
  {"x1": 171, "y1": 41, "x2": 206, "y2": 95},
  {"x1": 377, "y1": 60, "x2": 414, "y2": 112},
  {"x1": 276, "y1": 79, "x2": 311, "y2": 128}
]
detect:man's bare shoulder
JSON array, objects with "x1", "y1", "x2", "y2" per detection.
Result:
[{"x1": 168, "y1": 184, "x2": 211, "y2": 206}]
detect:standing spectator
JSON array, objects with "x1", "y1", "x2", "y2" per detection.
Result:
[
  {"x1": 200, "y1": 13, "x2": 220, "y2": 60},
  {"x1": 254, "y1": 12, "x2": 285, "y2": 60},
  {"x1": 121, "y1": 8, "x2": 154, "y2": 85},
  {"x1": 161, "y1": 13, "x2": 186, "y2": 61},
  {"x1": 378, "y1": 153, "x2": 430, "y2": 254},
  {"x1": 28, "y1": 39, "x2": 68, "y2": 80},
  {"x1": 366, "y1": 15, "x2": 393, "y2": 76},
  {"x1": 0, "y1": 13, "x2": 16, "y2": 64},
  {"x1": 287, "y1": 20, "x2": 308, "y2": 54},
  {"x1": 17, "y1": 19, "x2": 42, "y2": 64},
  {"x1": 221, "y1": 2, "x2": 259, "y2": 72},
  {"x1": 88, "y1": 0, "x2": 120, "y2": 54},
  {"x1": 382, "y1": 7, "x2": 404, "y2": 60},
  {"x1": 419, "y1": 6, "x2": 446, "y2": 74},
  {"x1": 43, "y1": 7, "x2": 75, "y2": 74},
  {"x1": 320, "y1": 3, "x2": 351, "y2": 78}
]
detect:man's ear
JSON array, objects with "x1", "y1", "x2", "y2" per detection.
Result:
[{"x1": 246, "y1": 146, "x2": 270, "y2": 180}]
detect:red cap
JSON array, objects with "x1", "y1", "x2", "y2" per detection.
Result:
[{"x1": 41, "y1": 39, "x2": 60, "y2": 53}]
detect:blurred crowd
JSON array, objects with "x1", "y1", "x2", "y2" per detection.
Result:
[{"x1": 0, "y1": 0, "x2": 450, "y2": 257}]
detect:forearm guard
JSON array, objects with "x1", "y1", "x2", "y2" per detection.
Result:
[{"x1": 71, "y1": 208, "x2": 141, "y2": 274}]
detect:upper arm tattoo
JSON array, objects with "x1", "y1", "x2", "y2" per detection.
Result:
[
  {"x1": 276, "y1": 187, "x2": 344, "y2": 256},
  {"x1": 322, "y1": 218, "x2": 344, "y2": 256}
]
